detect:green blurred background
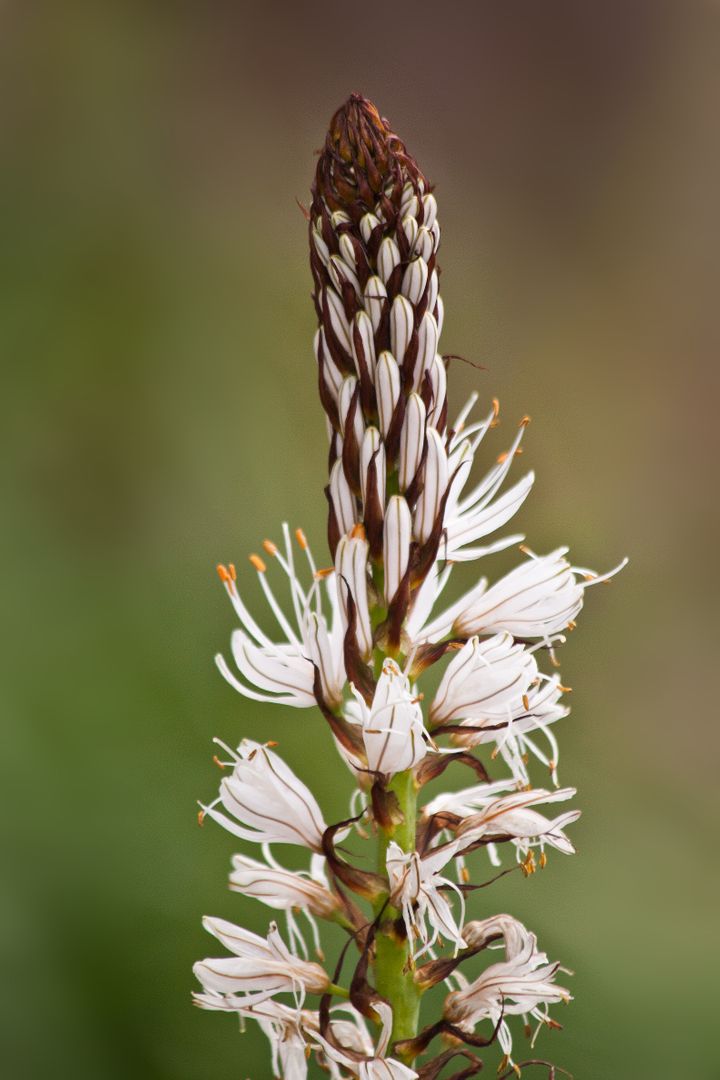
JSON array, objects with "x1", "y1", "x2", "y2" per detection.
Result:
[{"x1": 2, "y1": 2, "x2": 718, "y2": 1077}]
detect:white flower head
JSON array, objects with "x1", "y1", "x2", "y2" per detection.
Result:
[
  {"x1": 430, "y1": 633, "x2": 538, "y2": 728},
  {"x1": 193, "y1": 918, "x2": 329, "y2": 1008},
  {"x1": 386, "y1": 840, "x2": 466, "y2": 959},
  {"x1": 444, "y1": 917, "x2": 570, "y2": 1059},
  {"x1": 216, "y1": 525, "x2": 345, "y2": 709},
  {"x1": 452, "y1": 787, "x2": 581, "y2": 857},
  {"x1": 350, "y1": 659, "x2": 428, "y2": 776},
  {"x1": 229, "y1": 853, "x2": 339, "y2": 919},
  {"x1": 201, "y1": 740, "x2": 328, "y2": 851}
]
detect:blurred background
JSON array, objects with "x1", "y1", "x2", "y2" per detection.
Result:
[{"x1": 2, "y1": 1, "x2": 718, "y2": 1077}]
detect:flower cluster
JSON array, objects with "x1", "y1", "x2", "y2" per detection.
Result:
[{"x1": 195, "y1": 95, "x2": 624, "y2": 1078}]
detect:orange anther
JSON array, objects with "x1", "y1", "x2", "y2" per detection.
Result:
[
  {"x1": 519, "y1": 414, "x2": 531, "y2": 427},
  {"x1": 496, "y1": 452, "x2": 508, "y2": 464},
  {"x1": 228, "y1": 563, "x2": 237, "y2": 581},
  {"x1": 558, "y1": 684, "x2": 573, "y2": 694},
  {"x1": 567, "y1": 620, "x2": 577, "y2": 631},
  {"x1": 212, "y1": 755, "x2": 226, "y2": 770},
  {"x1": 351, "y1": 523, "x2": 367, "y2": 540},
  {"x1": 216, "y1": 563, "x2": 231, "y2": 584},
  {"x1": 265, "y1": 740, "x2": 279, "y2": 748},
  {"x1": 315, "y1": 567, "x2": 334, "y2": 579},
  {"x1": 461, "y1": 866, "x2": 470, "y2": 884},
  {"x1": 197, "y1": 809, "x2": 205, "y2": 827},
  {"x1": 295, "y1": 527, "x2": 308, "y2": 549},
  {"x1": 522, "y1": 694, "x2": 530, "y2": 711},
  {"x1": 263, "y1": 539, "x2": 278, "y2": 556},
  {"x1": 249, "y1": 554, "x2": 267, "y2": 573},
  {"x1": 539, "y1": 851, "x2": 548, "y2": 869},
  {"x1": 492, "y1": 397, "x2": 500, "y2": 418}
]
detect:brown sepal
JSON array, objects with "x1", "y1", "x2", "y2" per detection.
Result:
[
  {"x1": 322, "y1": 815, "x2": 387, "y2": 902},
  {"x1": 417, "y1": 1049, "x2": 484, "y2": 1080},
  {"x1": 341, "y1": 582, "x2": 376, "y2": 705},
  {"x1": 371, "y1": 779, "x2": 404, "y2": 830},
  {"x1": 415, "y1": 751, "x2": 490, "y2": 789},
  {"x1": 341, "y1": 385, "x2": 362, "y2": 495},
  {"x1": 363, "y1": 449, "x2": 385, "y2": 561},
  {"x1": 325, "y1": 485, "x2": 341, "y2": 560}
]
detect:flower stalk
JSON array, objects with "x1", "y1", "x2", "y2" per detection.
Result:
[{"x1": 194, "y1": 93, "x2": 626, "y2": 1078}]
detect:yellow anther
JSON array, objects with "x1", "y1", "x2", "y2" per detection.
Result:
[
  {"x1": 249, "y1": 554, "x2": 267, "y2": 573},
  {"x1": 539, "y1": 851, "x2": 548, "y2": 869},
  {"x1": 522, "y1": 694, "x2": 530, "y2": 711},
  {"x1": 521, "y1": 850, "x2": 536, "y2": 877},
  {"x1": 262, "y1": 539, "x2": 278, "y2": 556},
  {"x1": 461, "y1": 865, "x2": 470, "y2": 884},
  {"x1": 295, "y1": 527, "x2": 308, "y2": 549}
]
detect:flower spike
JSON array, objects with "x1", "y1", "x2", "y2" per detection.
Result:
[{"x1": 196, "y1": 94, "x2": 624, "y2": 1075}]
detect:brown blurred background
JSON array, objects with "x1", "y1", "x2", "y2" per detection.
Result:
[{"x1": 1, "y1": 1, "x2": 718, "y2": 1077}]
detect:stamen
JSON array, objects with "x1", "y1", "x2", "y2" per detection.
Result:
[
  {"x1": 249, "y1": 554, "x2": 267, "y2": 573},
  {"x1": 212, "y1": 755, "x2": 226, "y2": 770},
  {"x1": 350, "y1": 522, "x2": 366, "y2": 540},
  {"x1": 519, "y1": 414, "x2": 531, "y2": 427},
  {"x1": 197, "y1": 809, "x2": 205, "y2": 826},
  {"x1": 295, "y1": 527, "x2": 308, "y2": 549},
  {"x1": 263, "y1": 539, "x2": 278, "y2": 556}
]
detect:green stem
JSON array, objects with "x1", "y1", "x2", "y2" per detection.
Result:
[{"x1": 373, "y1": 769, "x2": 422, "y2": 1053}]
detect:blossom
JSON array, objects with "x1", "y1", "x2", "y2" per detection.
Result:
[
  {"x1": 348, "y1": 659, "x2": 428, "y2": 776},
  {"x1": 419, "y1": 547, "x2": 627, "y2": 645},
  {"x1": 215, "y1": 524, "x2": 345, "y2": 709},
  {"x1": 229, "y1": 853, "x2": 340, "y2": 919},
  {"x1": 448, "y1": 787, "x2": 581, "y2": 856},
  {"x1": 430, "y1": 633, "x2": 537, "y2": 728},
  {"x1": 386, "y1": 840, "x2": 466, "y2": 957},
  {"x1": 193, "y1": 918, "x2": 329, "y2": 1007},
  {"x1": 313, "y1": 1002, "x2": 419, "y2": 1079},
  {"x1": 444, "y1": 916, "x2": 570, "y2": 1059},
  {"x1": 200, "y1": 739, "x2": 328, "y2": 851}
]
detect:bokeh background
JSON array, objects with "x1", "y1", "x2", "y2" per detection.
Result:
[{"x1": 2, "y1": 2, "x2": 718, "y2": 1077}]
